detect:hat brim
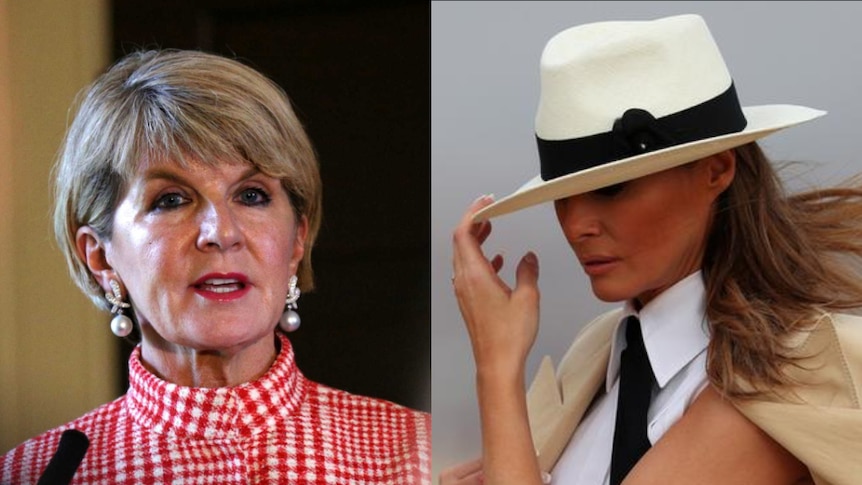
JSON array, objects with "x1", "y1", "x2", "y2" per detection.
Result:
[{"x1": 473, "y1": 104, "x2": 826, "y2": 222}]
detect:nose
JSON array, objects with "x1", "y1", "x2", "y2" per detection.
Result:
[
  {"x1": 196, "y1": 201, "x2": 243, "y2": 251},
  {"x1": 554, "y1": 194, "x2": 601, "y2": 242}
]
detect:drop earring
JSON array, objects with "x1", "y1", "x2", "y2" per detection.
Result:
[
  {"x1": 279, "y1": 275, "x2": 301, "y2": 332},
  {"x1": 105, "y1": 279, "x2": 133, "y2": 337}
]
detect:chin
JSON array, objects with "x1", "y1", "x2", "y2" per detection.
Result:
[
  {"x1": 588, "y1": 282, "x2": 636, "y2": 303},
  {"x1": 181, "y1": 322, "x2": 273, "y2": 350}
]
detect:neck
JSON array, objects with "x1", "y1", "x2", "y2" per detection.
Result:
[{"x1": 138, "y1": 330, "x2": 279, "y2": 388}]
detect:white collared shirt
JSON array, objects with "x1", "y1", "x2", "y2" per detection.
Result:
[{"x1": 550, "y1": 271, "x2": 710, "y2": 484}]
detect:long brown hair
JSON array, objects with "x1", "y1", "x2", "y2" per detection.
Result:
[{"x1": 702, "y1": 142, "x2": 862, "y2": 398}]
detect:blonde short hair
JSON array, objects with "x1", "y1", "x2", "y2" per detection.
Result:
[{"x1": 53, "y1": 50, "x2": 322, "y2": 311}]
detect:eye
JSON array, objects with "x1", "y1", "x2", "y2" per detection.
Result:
[
  {"x1": 237, "y1": 187, "x2": 271, "y2": 206},
  {"x1": 592, "y1": 182, "x2": 627, "y2": 198},
  {"x1": 153, "y1": 192, "x2": 190, "y2": 211}
]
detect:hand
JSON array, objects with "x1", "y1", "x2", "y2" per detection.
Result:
[
  {"x1": 451, "y1": 197, "x2": 545, "y2": 485},
  {"x1": 439, "y1": 458, "x2": 483, "y2": 485},
  {"x1": 451, "y1": 195, "x2": 540, "y2": 383}
]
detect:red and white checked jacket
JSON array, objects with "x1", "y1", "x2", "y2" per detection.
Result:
[{"x1": 1, "y1": 334, "x2": 431, "y2": 484}]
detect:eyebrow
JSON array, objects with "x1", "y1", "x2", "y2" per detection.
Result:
[{"x1": 142, "y1": 166, "x2": 262, "y2": 185}]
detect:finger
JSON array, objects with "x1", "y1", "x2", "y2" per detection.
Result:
[
  {"x1": 454, "y1": 222, "x2": 494, "y2": 279},
  {"x1": 470, "y1": 193, "x2": 496, "y2": 224},
  {"x1": 472, "y1": 219, "x2": 493, "y2": 245},
  {"x1": 440, "y1": 457, "x2": 483, "y2": 480},
  {"x1": 439, "y1": 470, "x2": 483, "y2": 485},
  {"x1": 490, "y1": 253, "x2": 504, "y2": 274},
  {"x1": 460, "y1": 195, "x2": 495, "y2": 231},
  {"x1": 453, "y1": 196, "x2": 491, "y2": 261},
  {"x1": 513, "y1": 251, "x2": 540, "y2": 297},
  {"x1": 453, "y1": 196, "x2": 496, "y2": 271},
  {"x1": 452, "y1": 469, "x2": 483, "y2": 485}
]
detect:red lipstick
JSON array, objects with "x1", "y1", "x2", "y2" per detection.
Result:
[{"x1": 192, "y1": 272, "x2": 250, "y2": 301}]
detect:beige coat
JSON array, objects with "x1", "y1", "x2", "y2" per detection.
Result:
[{"x1": 526, "y1": 310, "x2": 862, "y2": 485}]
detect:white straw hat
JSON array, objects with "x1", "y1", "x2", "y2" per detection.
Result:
[{"x1": 473, "y1": 14, "x2": 825, "y2": 221}]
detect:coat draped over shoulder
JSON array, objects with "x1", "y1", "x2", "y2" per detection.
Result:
[{"x1": 527, "y1": 311, "x2": 862, "y2": 485}]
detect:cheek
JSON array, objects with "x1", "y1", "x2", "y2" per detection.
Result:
[
  {"x1": 130, "y1": 225, "x2": 182, "y2": 268},
  {"x1": 260, "y1": 234, "x2": 299, "y2": 307},
  {"x1": 619, "y1": 204, "x2": 671, "y2": 249},
  {"x1": 621, "y1": 196, "x2": 706, "y2": 260},
  {"x1": 254, "y1": 221, "x2": 298, "y2": 274},
  {"x1": 109, "y1": 219, "x2": 187, "y2": 298},
  {"x1": 267, "y1": 239, "x2": 294, "y2": 270}
]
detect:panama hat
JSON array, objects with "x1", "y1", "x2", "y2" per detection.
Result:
[{"x1": 473, "y1": 14, "x2": 825, "y2": 222}]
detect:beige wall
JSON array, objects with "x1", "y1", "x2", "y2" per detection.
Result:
[{"x1": 0, "y1": 0, "x2": 114, "y2": 453}]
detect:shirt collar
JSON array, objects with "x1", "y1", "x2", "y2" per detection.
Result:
[
  {"x1": 125, "y1": 333, "x2": 307, "y2": 439},
  {"x1": 606, "y1": 271, "x2": 709, "y2": 392}
]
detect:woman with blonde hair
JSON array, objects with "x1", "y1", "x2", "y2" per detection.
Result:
[
  {"x1": 443, "y1": 13, "x2": 862, "y2": 485},
  {"x1": 1, "y1": 49, "x2": 430, "y2": 484}
]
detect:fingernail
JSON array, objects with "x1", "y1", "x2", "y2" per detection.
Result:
[
  {"x1": 473, "y1": 193, "x2": 495, "y2": 204},
  {"x1": 524, "y1": 251, "x2": 537, "y2": 264}
]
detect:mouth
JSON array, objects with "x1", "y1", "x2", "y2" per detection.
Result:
[
  {"x1": 196, "y1": 277, "x2": 245, "y2": 292},
  {"x1": 192, "y1": 273, "x2": 251, "y2": 300},
  {"x1": 580, "y1": 256, "x2": 621, "y2": 276}
]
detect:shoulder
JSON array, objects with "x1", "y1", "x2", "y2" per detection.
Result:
[
  {"x1": 762, "y1": 311, "x2": 862, "y2": 407},
  {"x1": 822, "y1": 312, "x2": 862, "y2": 376},
  {"x1": 301, "y1": 382, "x2": 430, "y2": 481},
  {"x1": 305, "y1": 380, "x2": 431, "y2": 428},
  {"x1": 731, "y1": 312, "x2": 862, "y2": 484},
  {"x1": 1, "y1": 426, "x2": 65, "y2": 485},
  {"x1": 578, "y1": 308, "x2": 624, "y2": 339},
  {"x1": 566, "y1": 308, "x2": 622, "y2": 349},
  {"x1": 630, "y1": 386, "x2": 810, "y2": 484},
  {"x1": 557, "y1": 308, "x2": 622, "y2": 367},
  {"x1": 1, "y1": 396, "x2": 125, "y2": 484},
  {"x1": 303, "y1": 380, "x2": 431, "y2": 441}
]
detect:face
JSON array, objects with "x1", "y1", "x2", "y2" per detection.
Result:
[
  {"x1": 554, "y1": 155, "x2": 733, "y2": 306},
  {"x1": 87, "y1": 158, "x2": 306, "y2": 352}
]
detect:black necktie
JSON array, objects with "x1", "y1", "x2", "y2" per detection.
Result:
[{"x1": 610, "y1": 317, "x2": 656, "y2": 485}]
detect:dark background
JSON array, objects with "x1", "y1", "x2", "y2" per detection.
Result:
[{"x1": 112, "y1": 0, "x2": 430, "y2": 412}]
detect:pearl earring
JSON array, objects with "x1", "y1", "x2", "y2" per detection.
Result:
[
  {"x1": 279, "y1": 275, "x2": 301, "y2": 332},
  {"x1": 105, "y1": 279, "x2": 133, "y2": 337}
]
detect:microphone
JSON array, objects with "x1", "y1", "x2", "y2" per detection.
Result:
[{"x1": 37, "y1": 429, "x2": 89, "y2": 485}]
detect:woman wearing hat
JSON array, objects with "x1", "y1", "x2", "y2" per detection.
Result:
[{"x1": 442, "y1": 14, "x2": 862, "y2": 485}]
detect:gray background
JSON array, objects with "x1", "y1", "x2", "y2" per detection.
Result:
[{"x1": 432, "y1": 1, "x2": 862, "y2": 479}]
